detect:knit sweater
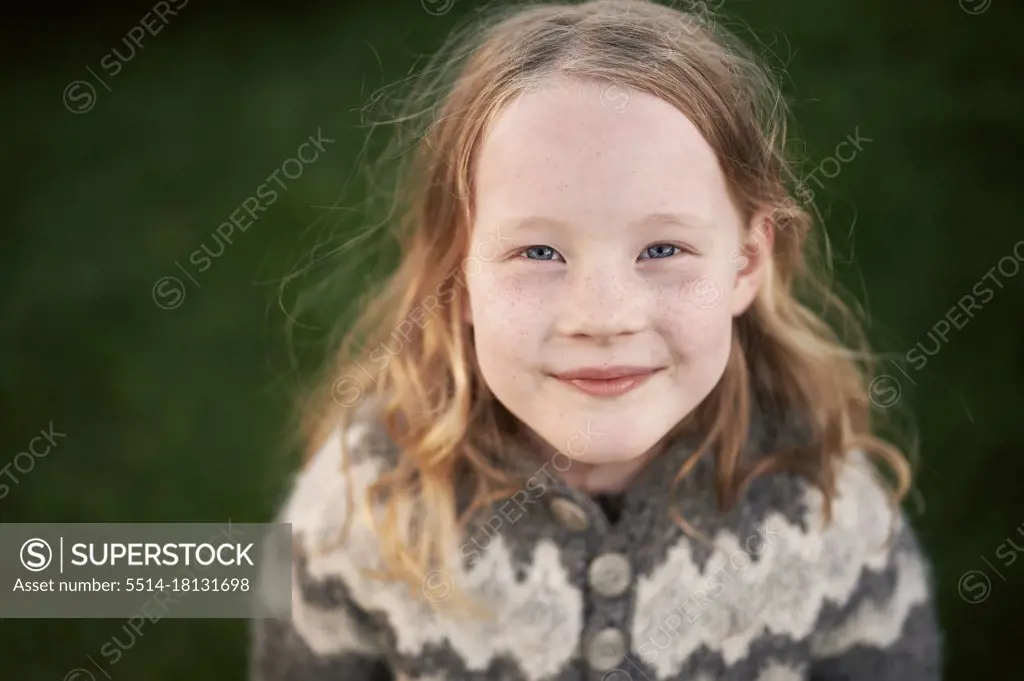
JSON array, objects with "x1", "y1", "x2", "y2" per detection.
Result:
[{"x1": 249, "y1": 397, "x2": 942, "y2": 681}]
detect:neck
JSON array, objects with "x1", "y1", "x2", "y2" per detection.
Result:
[{"x1": 550, "y1": 440, "x2": 668, "y2": 495}]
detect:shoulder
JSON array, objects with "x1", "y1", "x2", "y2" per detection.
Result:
[
  {"x1": 277, "y1": 396, "x2": 400, "y2": 564},
  {"x1": 742, "y1": 448, "x2": 919, "y2": 568},
  {"x1": 802, "y1": 449, "x2": 914, "y2": 563},
  {"x1": 743, "y1": 448, "x2": 934, "y2": 624},
  {"x1": 253, "y1": 399, "x2": 405, "y2": 663}
]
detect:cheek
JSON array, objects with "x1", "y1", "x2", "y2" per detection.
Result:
[
  {"x1": 656, "y1": 275, "x2": 736, "y2": 356},
  {"x1": 467, "y1": 270, "x2": 549, "y2": 357}
]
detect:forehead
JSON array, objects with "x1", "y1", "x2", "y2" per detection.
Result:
[{"x1": 472, "y1": 77, "x2": 734, "y2": 226}]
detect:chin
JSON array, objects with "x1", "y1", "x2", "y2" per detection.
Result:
[
  {"x1": 550, "y1": 426, "x2": 669, "y2": 465},
  {"x1": 568, "y1": 446, "x2": 653, "y2": 466}
]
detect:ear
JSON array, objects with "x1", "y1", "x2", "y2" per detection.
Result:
[{"x1": 728, "y1": 207, "x2": 775, "y2": 317}]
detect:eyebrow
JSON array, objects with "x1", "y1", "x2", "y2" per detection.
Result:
[{"x1": 501, "y1": 212, "x2": 714, "y2": 233}]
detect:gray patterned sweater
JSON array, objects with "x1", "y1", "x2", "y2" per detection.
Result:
[{"x1": 250, "y1": 398, "x2": 942, "y2": 681}]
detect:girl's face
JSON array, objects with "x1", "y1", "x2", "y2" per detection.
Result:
[{"x1": 465, "y1": 77, "x2": 770, "y2": 468}]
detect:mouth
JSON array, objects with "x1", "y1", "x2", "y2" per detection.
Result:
[{"x1": 550, "y1": 366, "x2": 664, "y2": 398}]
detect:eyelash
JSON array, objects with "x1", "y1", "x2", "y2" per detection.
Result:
[{"x1": 516, "y1": 243, "x2": 694, "y2": 262}]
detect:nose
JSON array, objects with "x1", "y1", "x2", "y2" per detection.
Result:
[{"x1": 554, "y1": 264, "x2": 650, "y2": 340}]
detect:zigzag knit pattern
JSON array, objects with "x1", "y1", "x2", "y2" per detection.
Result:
[{"x1": 250, "y1": 400, "x2": 942, "y2": 681}]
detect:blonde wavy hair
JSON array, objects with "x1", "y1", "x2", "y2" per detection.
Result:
[{"x1": 291, "y1": 0, "x2": 913, "y2": 609}]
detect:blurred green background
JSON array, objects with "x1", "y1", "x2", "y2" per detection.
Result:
[{"x1": 2, "y1": 0, "x2": 1022, "y2": 678}]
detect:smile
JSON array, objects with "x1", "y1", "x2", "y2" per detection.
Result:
[{"x1": 551, "y1": 366, "x2": 663, "y2": 398}]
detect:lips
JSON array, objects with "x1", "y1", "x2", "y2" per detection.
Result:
[{"x1": 551, "y1": 366, "x2": 662, "y2": 398}]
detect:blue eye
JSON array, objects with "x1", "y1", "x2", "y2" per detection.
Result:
[
  {"x1": 639, "y1": 243, "x2": 679, "y2": 260},
  {"x1": 517, "y1": 243, "x2": 686, "y2": 262},
  {"x1": 522, "y1": 246, "x2": 563, "y2": 261}
]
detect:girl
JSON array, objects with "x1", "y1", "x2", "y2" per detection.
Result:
[{"x1": 252, "y1": 1, "x2": 942, "y2": 679}]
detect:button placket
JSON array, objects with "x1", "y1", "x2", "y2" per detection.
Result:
[{"x1": 546, "y1": 490, "x2": 636, "y2": 677}]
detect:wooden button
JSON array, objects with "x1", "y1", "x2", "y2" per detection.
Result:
[
  {"x1": 588, "y1": 553, "x2": 632, "y2": 597},
  {"x1": 586, "y1": 627, "x2": 627, "y2": 670},
  {"x1": 550, "y1": 497, "x2": 589, "y2": 531}
]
